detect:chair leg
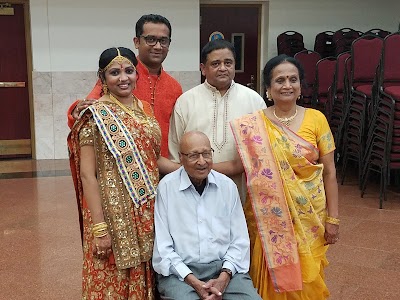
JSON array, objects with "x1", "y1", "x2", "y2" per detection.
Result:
[
  {"x1": 360, "y1": 167, "x2": 371, "y2": 198},
  {"x1": 340, "y1": 153, "x2": 348, "y2": 185},
  {"x1": 380, "y1": 172, "x2": 385, "y2": 209}
]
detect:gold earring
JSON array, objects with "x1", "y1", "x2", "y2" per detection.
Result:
[
  {"x1": 266, "y1": 91, "x2": 273, "y2": 102},
  {"x1": 102, "y1": 84, "x2": 108, "y2": 94}
]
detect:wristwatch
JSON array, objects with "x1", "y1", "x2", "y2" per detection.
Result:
[{"x1": 220, "y1": 268, "x2": 232, "y2": 279}]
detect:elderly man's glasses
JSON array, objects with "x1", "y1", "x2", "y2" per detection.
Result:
[
  {"x1": 180, "y1": 149, "x2": 214, "y2": 161},
  {"x1": 140, "y1": 35, "x2": 171, "y2": 47}
]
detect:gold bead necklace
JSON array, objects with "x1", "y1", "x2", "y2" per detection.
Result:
[
  {"x1": 108, "y1": 93, "x2": 149, "y2": 124},
  {"x1": 273, "y1": 108, "x2": 298, "y2": 126}
]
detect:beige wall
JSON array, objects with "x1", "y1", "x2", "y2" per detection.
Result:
[
  {"x1": 30, "y1": 0, "x2": 201, "y2": 159},
  {"x1": 29, "y1": 0, "x2": 399, "y2": 159}
]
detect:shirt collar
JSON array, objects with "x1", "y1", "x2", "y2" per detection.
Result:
[
  {"x1": 136, "y1": 59, "x2": 164, "y2": 77},
  {"x1": 204, "y1": 79, "x2": 235, "y2": 93},
  {"x1": 178, "y1": 166, "x2": 219, "y2": 191}
]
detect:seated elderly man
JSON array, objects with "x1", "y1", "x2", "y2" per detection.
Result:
[{"x1": 153, "y1": 131, "x2": 261, "y2": 299}]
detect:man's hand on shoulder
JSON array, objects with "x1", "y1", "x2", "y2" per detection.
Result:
[{"x1": 72, "y1": 98, "x2": 97, "y2": 120}]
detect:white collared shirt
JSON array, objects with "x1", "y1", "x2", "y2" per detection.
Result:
[{"x1": 152, "y1": 167, "x2": 250, "y2": 280}]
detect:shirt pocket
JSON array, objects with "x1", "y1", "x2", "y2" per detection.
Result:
[{"x1": 211, "y1": 216, "x2": 230, "y2": 245}]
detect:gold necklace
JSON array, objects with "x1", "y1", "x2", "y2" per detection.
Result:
[
  {"x1": 273, "y1": 107, "x2": 298, "y2": 126},
  {"x1": 108, "y1": 93, "x2": 149, "y2": 124}
]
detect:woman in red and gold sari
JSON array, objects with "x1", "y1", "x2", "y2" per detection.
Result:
[
  {"x1": 68, "y1": 47, "x2": 179, "y2": 299},
  {"x1": 230, "y1": 55, "x2": 340, "y2": 300}
]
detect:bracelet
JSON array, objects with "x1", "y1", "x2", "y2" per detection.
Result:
[
  {"x1": 220, "y1": 268, "x2": 232, "y2": 279},
  {"x1": 326, "y1": 216, "x2": 340, "y2": 225},
  {"x1": 92, "y1": 222, "x2": 109, "y2": 237}
]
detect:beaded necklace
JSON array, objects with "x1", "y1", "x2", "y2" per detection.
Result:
[
  {"x1": 212, "y1": 89, "x2": 230, "y2": 152},
  {"x1": 148, "y1": 74, "x2": 160, "y2": 108},
  {"x1": 273, "y1": 107, "x2": 298, "y2": 126}
]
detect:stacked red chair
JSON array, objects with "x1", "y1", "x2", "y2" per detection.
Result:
[
  {"x1": 314, "y1": 57, "x2": 337, "y2": 117},
  {"x1": 340, "y1": 34, "x2": 384, "y2": 185},
  {"x1": 277, "y1": 31, "x2": 305, "y2": 56},
  {"x1": 294, "y1": 50, "x2": 321, "y2": 108},
  {"x1": 364, "y1": 28, "x2": 391, "y2": 39},
  {"x1": 329, "y1": 52, "x2": 351, "y2": 149},
  {"x1": 333, "y1": 28, "x2": 361, "y2": 56},
  {"x1": 360, "y1": 32, "x2": 400, "y2": 208},
  {"x1": 314, "y1": 31, "x2": 335, "y2": 58}
]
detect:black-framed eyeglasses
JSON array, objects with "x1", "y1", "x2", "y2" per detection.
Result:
[
  {"x1": 180, "y1": 148, "x2": 214, "y2": 161},
  {"x1": 140, "y1": 35, "x2": 171, "y2": 47}
]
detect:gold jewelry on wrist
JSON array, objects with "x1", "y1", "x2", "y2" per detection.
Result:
[
  {"x1": 326, "y1": 216, "x2": 340, "y2": 225},
  {"x1": 92, "y1": 222, "x2": 109, "y2": 237}
]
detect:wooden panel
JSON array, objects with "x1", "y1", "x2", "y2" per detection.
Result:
[{"x1": 0, "y1": 139, "x2": 31, "y2": 155}]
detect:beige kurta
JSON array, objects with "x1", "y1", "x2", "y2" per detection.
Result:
[{"x1": 168, "y1": 80, "x2": 266, "y2": 199}]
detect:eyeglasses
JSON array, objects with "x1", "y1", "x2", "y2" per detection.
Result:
[
  {"x1": 180, "y1": 149, "x2": 214, "y2": 161},
  {"x1": 140, "y1": 35, "x2": 171, "y2": 47}
]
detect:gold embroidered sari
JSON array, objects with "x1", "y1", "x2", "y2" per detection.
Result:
[
  {"x1": 68, "y1": 97, "x2": 160, "y2": 299},
  {"x1": 231, "y1": 109, "x2": 334, "y2": 300}
]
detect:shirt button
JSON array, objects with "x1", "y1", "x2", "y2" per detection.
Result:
[{"x1": 199, "y1": 219, "x2": 202, "y2": 223}]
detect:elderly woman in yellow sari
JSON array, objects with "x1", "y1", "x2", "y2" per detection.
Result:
[
  {"x1": 68, "y1": 47, "x2": 179, "y2": 299},
  {"x1": 228, "y1": 54, "x2": 340, "y2": 299}
]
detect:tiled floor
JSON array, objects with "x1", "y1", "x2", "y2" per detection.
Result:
[{"x1": 0, "y1": 159, "x2": 399, "y2": 300}]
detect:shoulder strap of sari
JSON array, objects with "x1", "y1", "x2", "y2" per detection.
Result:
[
  {"x1": 231, "y1": 110, "x2": 302, "y2": 292},
  {"x1": 89, "y1": 103, "x2": 156, "y2": 207}
]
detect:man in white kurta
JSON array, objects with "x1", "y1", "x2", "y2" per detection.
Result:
[{"x1": 168, "y1": 39, "x2": 266, "y2": 199}]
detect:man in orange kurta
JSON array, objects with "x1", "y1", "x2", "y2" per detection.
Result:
[{"x1": 67, "y1": 14, "x2": 182, "y2": 157}]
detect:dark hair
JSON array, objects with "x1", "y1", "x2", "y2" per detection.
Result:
[
  {"x1": 98, "y1": 47, "x2": 138, "y2": 81},
  {"x1": 200, "y1": 39, "x2": 236, "y2": 64},
  {"x1": 263, "y1": 54, "x2": 305, "y2": 88},
  {"x1": 135, "y1": 14, "x2": 172, "y2": 38}
]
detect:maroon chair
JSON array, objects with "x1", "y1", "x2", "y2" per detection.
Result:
[
  {"x1": 350, "y1": 35, "x2": 384, "y2": 118},
  {"x1": 341, "y1": 35, "x2": 384, "y2": 185},
  {"x1": 314, "y1": 57, "x2": 337, "y2": 117},
  {"x1": 294, "y1": 50, "x2": 321, "y2": 108},
  {"x1": 314, "y1": 31, "x2": 335, "y2": 58},
  {"x1": 360, "y1": 29, "x2": 400, "y2": 207},
  {"x1": 335, "y1": 56, "x2": 353, "y2": 155},
  {"x1": 364, "y1": 28, "x2": 391, "y2": 39},
  {"x1": 277, "y1": 31, "x2": 305, "y2": 56},
  {"x1": 329, "y1": 52, "x2": 351, "y2": 143},
  {"x1": 380, "y1": 32, "x2": 400, "y2": 89},
  {"x1": 333, "y1": 28, "x2": 360, "y2": 55}
]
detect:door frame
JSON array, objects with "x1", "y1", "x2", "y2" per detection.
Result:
[
  {"x1": 1, "y1": 0, "x2": 35, "y2": 157},
  {"x1": 200, "y1": 0, "x2": 269, "y2": 92}
]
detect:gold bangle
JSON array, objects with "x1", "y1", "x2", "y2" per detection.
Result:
[
  {"x1": 92, "y1": 222, "x2": 108, "y2": 234},
  {"x1": 326, "y1": 216, "x2": 340, "y2": 225},
  {"x1": 93, "y1": 230, "x2": 109, "y2": 238},
  {"x1": 92, "y1": 222, "x2": 107, "y2": 229}
]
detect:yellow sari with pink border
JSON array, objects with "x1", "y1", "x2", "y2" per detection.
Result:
[{"x1": 231, "y1": 109, "x2": 334, "y2": 300}]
